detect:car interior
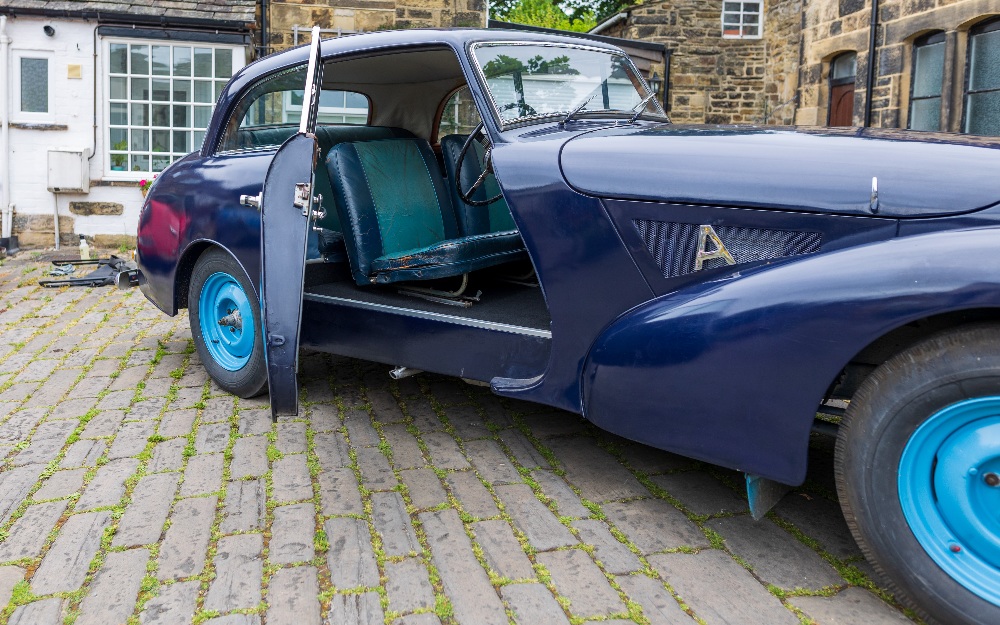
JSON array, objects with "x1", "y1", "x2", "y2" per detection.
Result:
[{"x1": 223, "y1": 45, "x2": 550, "y2": 331}]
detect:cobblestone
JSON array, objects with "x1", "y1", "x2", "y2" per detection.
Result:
[
  {"x1": 32, "y1": 511, "x2": 112, "y2": 594},
  {"x1": 270, "y1": 503, "x2": 316, "y2": 564},
  {"x1": 205, "y1": 534, "x2": 263, "y2": 611},
  {"x1": 0, "y1": 258, "x2": 918, "y2": 623}
]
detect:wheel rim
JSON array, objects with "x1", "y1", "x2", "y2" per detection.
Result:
[
  {"x1": 899, "y1": 396, "x2": 1000, "y2": 606},
  {"x1": 198, "y1": 272, "x2": 255, "y2": 371}
]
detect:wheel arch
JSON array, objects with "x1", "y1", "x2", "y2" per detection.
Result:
[
  {"x1": 826, "y1": 308, "x2": 1000, "y2": 403},
  {"x1": 174, "y1": 240, "x2": 257, "y2": 312}
]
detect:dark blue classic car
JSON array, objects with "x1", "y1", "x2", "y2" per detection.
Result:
[{"x1": 133, "y1": 28, "x2": 1000, "y2": 625}]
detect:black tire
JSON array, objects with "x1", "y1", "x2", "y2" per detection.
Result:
[
  {"x1": 188, "y1": 247, "x2": 268, "y2": 398},
  {"x1": 836, "y1": 324, "x2": 1000, "y2": 625}
]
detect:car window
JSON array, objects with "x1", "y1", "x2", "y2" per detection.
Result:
[
  {"x1": 219, "y1": 66, "x2": 370, "y2": 152},
  {"x1": 438, "y1": 86, "x2": 481, "y2": 139}
]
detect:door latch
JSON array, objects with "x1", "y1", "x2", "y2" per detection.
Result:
[{"x1": 240, "y1": 192, "x2": 262, "y2": 210}]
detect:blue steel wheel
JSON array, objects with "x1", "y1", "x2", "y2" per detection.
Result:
[
  {"x1": 198, "y1": 272, "x2": 255, "y2": 371},
  {"x1": 188, "y1": 248, "x2": 267, "y2": 398},
  {"x1": 836, "y1": 324, "x2": 1000, "y2": 625}
]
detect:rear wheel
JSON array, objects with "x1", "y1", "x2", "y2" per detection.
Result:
[
  {"x1": 188, "y1": 248, "x2": 267, "y2": 398},
  {"x1": 836, "y1": 325, "x2": 1000, "y2": 625}
]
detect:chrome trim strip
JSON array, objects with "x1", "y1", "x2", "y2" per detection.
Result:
[{"x1": 303, "y1": 291, "x2": 553, "y2": 339}]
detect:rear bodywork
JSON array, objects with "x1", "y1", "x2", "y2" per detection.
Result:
[{"x1": 136, "y1": 29, "x2": 1000, "y2": 487}]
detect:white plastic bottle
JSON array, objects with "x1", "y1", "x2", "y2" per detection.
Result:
[{"x1": 79, "y1": 234, "x2": 90, "y2": 260}]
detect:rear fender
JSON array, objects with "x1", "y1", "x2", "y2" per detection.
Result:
[{"x1": 582, "y1": 228, "x2": 1000, "y2": 485}]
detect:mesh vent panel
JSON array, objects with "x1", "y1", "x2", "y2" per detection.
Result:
[{"x1": 633, "y1": 220, "x2": 821, "y2": 278}]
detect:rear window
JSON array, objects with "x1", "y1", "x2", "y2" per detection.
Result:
[{"x1": 219, "y1": 66, "x2": 370, "y2": 152}]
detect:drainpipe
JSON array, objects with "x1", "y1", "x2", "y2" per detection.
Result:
[
  {"x1": 864, "y1": 0, "x2": 879, "y2": 127},
  {"x1": 1, "y1": 15, "x2": 12, "y2": 240},
  {"x1": 259, "y1": 0, "x2": 269, "y2": 59}
]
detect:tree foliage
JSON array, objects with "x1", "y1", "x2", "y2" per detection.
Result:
[
  {"x1": 492, "y1": 0, "x2": 595, "y2": 33},
  {"x1": 491, "y1": 0, "x2": 631, "y2": 29}
]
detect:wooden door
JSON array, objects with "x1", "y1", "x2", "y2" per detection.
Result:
[{"x1": 829, "y1": 83, "x2": 855, "y2": 126}]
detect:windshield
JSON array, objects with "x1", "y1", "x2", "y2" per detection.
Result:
[{"x1": 472, "y1": 43, "x2": 659, "y2": 126}]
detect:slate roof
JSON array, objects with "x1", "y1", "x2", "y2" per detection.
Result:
[{"x1": 0, "y1": 1, "x2": 257, "y2": 27}]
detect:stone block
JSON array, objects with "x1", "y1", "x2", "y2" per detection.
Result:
[
  {"x1": 385, "y1": 557, "x2": 435, "y2": 613},
  {"x1": 502, "y1": 583, "x2": 570, "y2": 625},
  {"x1": 318, "y1": 467, "x2": 364, "y2": 516},
  {"x1": 76, "y1": 548, "x2": 149, "y2": 625},
  {"x1": 400, "y1": 468, "x2": 447, "y2": 509},
  {"x1": 139, "y1": 580, "x2": 198, "y2": 625},
  {"x1": 496, "y1": 483, "x2": 576, "y2": 551},
  {"x1": 326, "y1": 517, "x2": 380, "y2": 589},
  {"x1": 267, "y1": 566, "x2": 321, "y2": 625},
  {"x1": 572, "y1": 519, "x2": 642, "y2": 574},
  {"x1": 221, "y1": 478, "x2": 266, "y2": 533},
  {"x1": 537, "y1": 549, "x2": 624, "y2": 618},
  {"x1": 471, "y1": 520, "x2": 534, "y2": 580},
  {"x1": 270, "y1": 503, "x2": 316, "y2": 564},
  {"x1": 603, "y1": 499, "x2": 708, "y2": 554},
  {"x1": 615, "y1": 574, "x2": 690, "y2": 625},
  {"x1": 158, "y1": 496, "x2": 217, "y2": 580},
  {"x1": 0, "y1": 500, "x2": 68, "y2": 561},
  {"x1": 372, "y1": 491, "x2": 420, "y2": 557},
  {"x1": 113, "y1": 472, "x2": 180, "y2": 547},
  {"x1": 32, "y1": 511, "x2": 112, "y2": 594},
  {"x1": 205, "y1": 534, "x2": 263, "y2": 611}
]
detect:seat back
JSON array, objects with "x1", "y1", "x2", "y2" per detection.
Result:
[
  {"x1": 327, "y1": 138, "x2": 459, "y2": 285},
  {"x1": 440, "y1": 134, "x2": 516, "y2": 236}
]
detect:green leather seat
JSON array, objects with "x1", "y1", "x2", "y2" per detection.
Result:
[
  {"x1": 237, "y1": 125, "x2": 416, "y2": 260},
  {"x1": 326, "y1": 138, "x2": 527, "y2": 286}
]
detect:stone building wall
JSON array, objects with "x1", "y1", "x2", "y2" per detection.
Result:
[
  {"x1": 603, "y1": 0, "x2": 998, "y2": 130},
  {"x1": 795, "y1": 0, "x2": 999, "y2": 129},
  {"x1": 602, "y1": 1, "x2": 799, "y2": 124},
  {"x1": 264, "y1": 0, "x2": 487, "y2": 52}
]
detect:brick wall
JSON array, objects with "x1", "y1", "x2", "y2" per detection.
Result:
[{"x1": 265, "y1": 0, "x2": 487, "y2": 52}]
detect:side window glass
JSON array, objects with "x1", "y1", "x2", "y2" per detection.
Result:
[
  {"x1": 219, "y1": 66, "x2": 370, "y2": 152},
  {"x1": 438, "y1": 86, "x2": 481, "y2": 139}
]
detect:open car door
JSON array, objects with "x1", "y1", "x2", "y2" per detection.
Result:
[{"x1": 259, "y1": 27, "x2": 324, "y2": 419}]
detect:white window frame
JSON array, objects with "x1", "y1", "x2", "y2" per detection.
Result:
[
  {"x1": 12, "y1": 49, "x2": 54, "y2": 123},
  {"x1": 101, "y1": 37, "x2": 245, "y2": 180},
  {"x1": 721, "y1": 1, "x2": 763, "y2": 40}
]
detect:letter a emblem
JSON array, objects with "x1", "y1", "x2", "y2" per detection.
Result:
[{"x1": 694, "y1": 225, "x2": 736, "y2": 271}]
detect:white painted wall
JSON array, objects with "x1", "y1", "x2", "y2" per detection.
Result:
[{"x1": 1, "y1": 15, "x2": 246, "y2": 243}]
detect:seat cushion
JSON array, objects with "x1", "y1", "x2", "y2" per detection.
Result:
[
  {"x1": 370, "y1": 231, "x2": 526, "y2": 283},
  {"x1": 440, "y1": 134, "x2": 517, "y2": 236}
]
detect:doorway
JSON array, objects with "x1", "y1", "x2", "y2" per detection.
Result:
[{"x1": 828, "y1": 52, "x2": 857, "y2": 127}]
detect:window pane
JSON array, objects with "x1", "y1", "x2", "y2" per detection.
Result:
[
  {"x1": 151, "y1": 78, "x2": 170, "y2": 102},
  {"x1": 131, "y1": 128, "x2": 149, "y2": 151},
  {"x1": 743, "y1": 25, "x2": 759, "y2": 37},
  {"x1": 909, "y1": 97, "x2": 941, "y2": 131},
  {"x1": 20, "y1": 58, "x2": 48, "y2": 113},
  {"x1": 970, "y1": 29, "x2": 1000, "y2": 91},
  {"x1": 110, "y1": 43, "x2": 128, "y2": 74},
  {"x1": 193, "y1": 106, "x2": 212, "y2": 128},
  {"x1": 194, "y1": 130, "x2": 206, "y2": 147},
  {"x1": 152, "y1": 155, "x2": 171, "y2": 172},
  {"x1": 152, "y1": 104, "x2": 170, "y2": 127},
  {"x1": 174, "y1": 47, "x2": 192, "y2": 77},
  {"x1": 173, "y1": 80, "x2": 191, "y2": 103},
  {"x1": 173, "y1": 105, "x2": 190, "y2": 127},
  {"x1": 724, "y1": 2, "x2": 740, "y2": 11},
  {"x1": 151, "y1": 45, "x2": 170, "y2": 76},
  {"x1": 131, "y1": 77, "x2": 150, "y2": 100},
  {"x1": 319, "y1": 91, "x2": 345, "y2": 107},
  {"x1": 130, "y1": 45, "x2": 149, "y2": 75},
  {"x1": 110, "y1": 102, "x2": 128, "y2": 125},
  {"x1": 131, "y1": 154, "x2": 149, "y2": 172},
  {"x1": 173, "y1": 130, "x2": 189, "y2": 153},
  {"x1": 345, "y1": 91, "x2": 368, "y2": 109},
  {"x1": 966, "y1": 90, "x2": 1000, "y2": 135},
  {"x1": 110, "y1": 127, "x2": 127, "y2": 147},
  {"x1": 912, "y1": 42, "x2": 944, "y2": 98},
  {"x1": 151, "y1": 129, "x2": 170, "y2": 153},
  {"x1": 216, "y1": 81, "x2": 226, "y2": 100},
  {"x1": 110, "y1": 76, "x2": 127, "y2": 100},
  {"x1": 194, "y1": 48, "x2": 213, "y2": 77},
  {"x1": 194, "y1": 80, "x2": 213, "y2": 103},
  {"x1": 131, "y1": 103, "x2": 149, "y2": 126},
  {"x1": 215, "y1": 48, "x2": 233, "y2": 78},
  {"x1": 832, "y1": 53, "x2": 857, "y2": 79}
]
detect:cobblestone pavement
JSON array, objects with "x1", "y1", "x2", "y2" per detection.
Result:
[{"x1": 0, "y1": 255, "x2": 920, "y2": 625}]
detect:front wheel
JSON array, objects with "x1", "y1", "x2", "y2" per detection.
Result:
[
  {"x1": 836, "y1": 325, "x2": 1000, "y2": 625},
  {"x1": 188, "y1": 248, "x2": 267, "y2": 398}
]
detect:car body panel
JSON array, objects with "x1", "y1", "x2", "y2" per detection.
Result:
[
  {"x1": 583, "y1": 225, "x2": 1000, "y2": 484},
  {"x1": 560, "y1": 125, "x2": 1000, "y2": 217}
]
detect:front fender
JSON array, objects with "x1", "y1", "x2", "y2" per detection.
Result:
[{"x1": 582, "y1": 227, "x2": 1000, "y2": 485}]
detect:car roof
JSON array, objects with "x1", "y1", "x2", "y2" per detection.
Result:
[{"x1": 238, "y1": 28, "x2": 623, "y2": 86}]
